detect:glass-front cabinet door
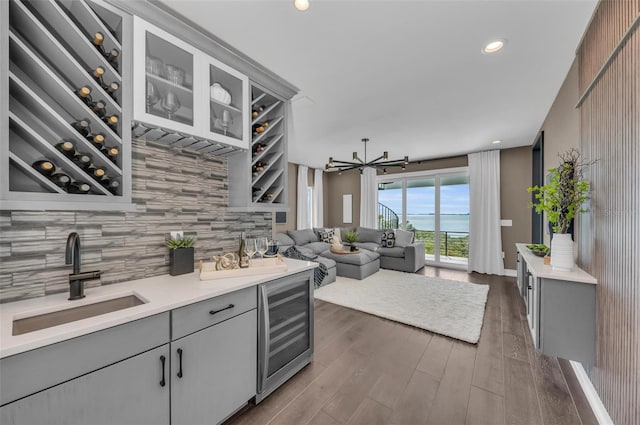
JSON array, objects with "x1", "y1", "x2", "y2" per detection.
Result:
[
  {"x1": 133, "y1": 17, "x2": 249, "y2": 150},
  {"x1": 133, "y1": 17, "x2": 196, "y2": 135},
  {"x1": 202, "y1": 58, "x2": 249, "y2": 149}
]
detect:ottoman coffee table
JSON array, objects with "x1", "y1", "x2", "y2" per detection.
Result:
[{"x1": 322, "y1": 248, "x2": 380, "y2": 280}]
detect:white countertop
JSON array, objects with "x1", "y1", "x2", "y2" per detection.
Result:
[
  {"x1": 0, "y1": 258, "x2": 317, "y2": 359},
  {"x1": 516, "y1": 243, "x2": 597, "y2": 285}
]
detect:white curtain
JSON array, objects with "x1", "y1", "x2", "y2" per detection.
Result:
[
  {"x1": 296, "y1": 165, "x2": 309, "y2": 230},
  {"x1": 468, "y1": 150, "x2": 504, "y2": 275},
  {"x1": 360, "y1": 167, "x2": 378, "y2": 228},
  {"x1": 312, "y1": 168, "x2": 324, "y2": 227}
]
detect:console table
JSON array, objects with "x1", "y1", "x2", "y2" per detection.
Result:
[{"x1": 516, "y1": 243, "x2": 597, "y2": 365}]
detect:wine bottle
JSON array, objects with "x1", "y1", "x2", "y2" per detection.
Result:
[
  {"x1": 92, "y1": 66, "x2": 105, "y2": 86},
  {"x1": 253, "y1": 143, "x2": 265, "y2": 154},
  {"x1": 238, "y1": 232, "x2": 248, "y2": 269},
  {"x1": 251, "y1": 104, "x2": 265, "y2": 118},
  {"x1": 89, "y1": 100, "x2": 107, "y2": 118},
  {"x1": 32, "y1": 159, "x2": 56, "y2": 177},
  {"x1": 92, "y1": 32, "x2": 106, "y2": 55},
  {"x1": 252, "y1": 122, "x2": 269, "y2": 134},
  {"x1": 74, "y1": 86, "x2": 92, "y2": 106},
  {"x1": 105, "y1": 48, "x2": 119, "y2": 68},
  {"x1": 68, "y1": 181, "x2": 91, "y2": 194},
  {"x1": 56, "y1": 141, "x2": 76, "y2": 158},
  {"x1": 99, "y1": 176, "x2": 120, "y2": 194},
  {"x1": 88, "y1": 133, "x2": 105, "y2": 146},
  {"x1": 51, "y1": 172, "x2": 71, "y2": 189},
  {"x1": 72, "y1": 152, "x2": 92, "y2": 168},
  {"x1": 102, "y1": 146, "x2": 119, "y2": 163},
  {"x1": 102, "y1": 115, "x2": 118, "y2": 132},
  {"x1": 105, "y1": 81, "x2": 119, "y2": 99},
  {"x1": 71, "y1": 119, "x2": 91, "y2": 137},
  {"x1": 86, "y1": 164, "x2": 106, "y2": 181}
]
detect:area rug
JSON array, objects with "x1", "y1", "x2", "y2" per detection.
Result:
[{"x1": 314, "y1": 269, "x2": 489, "y2": 343}]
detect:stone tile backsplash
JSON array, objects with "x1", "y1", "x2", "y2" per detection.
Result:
[{"x1": 0, "y1": 140, "x2": 272, "y2": 303}]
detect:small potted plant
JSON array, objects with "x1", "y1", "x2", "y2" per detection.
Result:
[
  {"x1": 343, "y1": 231, "x2": 359, "y2": 252},
  {"x1": 166, "y1": 235, "x2": 196, "y2": 276},
  {"x1": 528, "y1": 148, "x2": 591, "y2": 271}
]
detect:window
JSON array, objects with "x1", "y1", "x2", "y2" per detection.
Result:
[{"x1": 306, "y1": 186, "x2": 313, "y2": 228}]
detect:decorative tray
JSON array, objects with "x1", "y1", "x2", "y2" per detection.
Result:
[
  {"x1": 329, "y1": 245, "x2": 359, "y2": 255},
  {"x1": 199, "y1": 255, "x2": 288, "y2": 280}
]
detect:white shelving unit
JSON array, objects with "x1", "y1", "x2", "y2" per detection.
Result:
[{"x1": 1, "y1": 0, "x2": 132, "y2": 210}]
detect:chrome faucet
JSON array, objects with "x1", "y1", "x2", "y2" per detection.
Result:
[{"x1": 65, "y1": 232, "x2": 101, "y2": 300}]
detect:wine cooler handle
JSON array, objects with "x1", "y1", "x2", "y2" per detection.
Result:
[
  {"x1": 177, "y1": 348, "x2": 183, "y2": 378},
  {"x1": 210, "y1": 304, "x2": 234, "y2": 316},
  {"x1": 258, "y1": 284, "x2": 270, "y2": 393},
  {"x1": 159, "y1": 355, "x2": 166, "y2": 387}
]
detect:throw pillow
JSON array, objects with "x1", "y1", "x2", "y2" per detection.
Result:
[
  {"x1": 380, "y1": 229, "x2": 396, "y2": 248},
  {"x1": 394, "y1": 229, "x2": 415, "y2": 248},
  {"x1": 319, "y1": 228, "x2": 335, "y2": 243},
  {"x1": 331, "y1": 227, "x2": 342, "y2": 246}
]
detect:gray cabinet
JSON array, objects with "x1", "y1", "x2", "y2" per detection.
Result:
[
  {"x1": 0, "y1": 344, "x2": 170, "y2": 425},
  {"x1": 171, "y1": 309, "x2": 257, "y2": 425},
  {"x1": 515, "y1": 243, "x2": 596, "y2": 365}
]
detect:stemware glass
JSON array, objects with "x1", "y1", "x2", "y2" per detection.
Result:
[
  {"x1": 160, "y1": 91, "x2": 181, "y2": 120},
  {"x1": 256, "y1": 237, "x2": 268, "y2": 259},
  {"x1": 146, "y1": 81, "x2": 160, "y2": 112},
  {"x1": 244, "y1": 238, "x2": 257, "y2": 266}
]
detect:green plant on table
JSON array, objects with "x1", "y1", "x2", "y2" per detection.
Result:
[
  {"x1": 343, "y1": 231, "x2": 358, "y2": 245},
  {"x1": 165, "y1": 236, "x2": 195, "y2": 250},
  {"x1": 527, "y1": 148, "x2": 592, "y2": 233}
]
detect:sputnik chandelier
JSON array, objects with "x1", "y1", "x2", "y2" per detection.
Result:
[{"x1": 325, "y1": 138, "x2": 409, "y2": 174}]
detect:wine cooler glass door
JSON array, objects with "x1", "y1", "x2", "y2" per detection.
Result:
[{"x1": 258, "y1": 273, "x2": 313, "y2": 399}]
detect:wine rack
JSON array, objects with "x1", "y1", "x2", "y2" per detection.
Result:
[
  {"x1": 228, "y1": 83, "x2": 288, "y2": 211},
  {"x1": 1, "y1": 0, "x2": 132, "y2": 210}
]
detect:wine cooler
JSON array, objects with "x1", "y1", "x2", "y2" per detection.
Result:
[{"x1": 256, "y1": 271, "x2": 314, "y2": 403}]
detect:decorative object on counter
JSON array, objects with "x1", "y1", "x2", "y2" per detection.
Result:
[
  {"x1": 244, "y1": 237, "x2": 258, "y2": 266},
  {"x1": 210, "y1": 82, "x2": 231, "y2": 105},
  {"x1": 528, "y1": 148, "x2": 593, "y2": 272},
  {"x1": 325, "y1": 137, "x2": 409, "y2": 174},
  {"x1": 199, "y1": 254, "x2": 288, "y2": 280},
  {"x1": 526, "y1": 244, "x2": 549, "y2": 257},
  {"x1": 330, "y1": 245, "x2": 360, "y2": 254},
  {"x1": 265, "y1": 240, "x2": 280, "y2": 257},
  {"x1": 256, "y1": 237, "x2": 268, "y2": 259},
  {"x1": 166, "y1": 235, "x2": 196, "y2": 276},
  {"x1": 343, "y1": 230, "x2": 359, "y2": 252},
  {"x1": 211, "y1": 253, "x2": 240, "y2": 270}
]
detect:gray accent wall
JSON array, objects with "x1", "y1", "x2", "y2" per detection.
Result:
[{"x1": 0, "y1": 140, "x2": 271, "y2": 303}]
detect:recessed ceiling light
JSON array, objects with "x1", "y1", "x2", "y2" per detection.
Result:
[
  {"x1": 492, "y1": 140, "x2": 502, "y2": 144},
  {"x1": 294, "y1": 0, "x2": 309, "y2": 11},
  {"x1": 482, "y1": 39, "x2": 506, "y2": 54}
]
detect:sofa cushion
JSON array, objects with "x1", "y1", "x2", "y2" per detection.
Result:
[
  {"x1": 304, "y1": 242, "x2": 332, "y2": 255},
  {"x1": 296, "y1": 246, "x2": 318, "y2": 259},
  {"x1": 380, "y1": 229, "x2": 395, "y2": 248},
  {"x1": 394, "y1": 229, "x2": 415, "y2": 247},
  {"x1": 276, "y1": 232, "x2": 295, "y2": 247},
  {"x1": 377, "y1": 246, "x2": 406, "y2": 258},
  {"x1": 354, "y1": 242, "x2": 380, "y2": 252},
  {"x1": 315, "y1": 255, "x2": 337, "y2": 269},
  {"x1": 357, "y1": 227, "x2": 383, "y2": 244},
  {"x1": 288, "y1": 229, "x2": 319, "y2": 245}
]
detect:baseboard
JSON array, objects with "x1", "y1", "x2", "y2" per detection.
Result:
[
  {"x1": 570, "y1": 361, "x2": 613, "y2": 425},
  {"x1": 503, "y1": 269, "x2": 517, "y2": 277}
]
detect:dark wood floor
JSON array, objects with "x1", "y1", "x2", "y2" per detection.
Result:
[{"x1": 227, "y1": 267, "x2": 597, "y2": 425}]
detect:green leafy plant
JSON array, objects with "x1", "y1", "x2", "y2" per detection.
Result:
[
  {"x1": 527, "y1": 148, "x2": 592, "y2": 234},
  {"x1": 166, "y1": 236, "x2": 195, "y2": 250},
  {"x1": 343, "y1": 231, "x2": 358, "y2": 245}
]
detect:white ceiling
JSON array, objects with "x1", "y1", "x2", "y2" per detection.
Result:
[{"x1": 159, "y1": 0, "x2": 597, "y2": 169}]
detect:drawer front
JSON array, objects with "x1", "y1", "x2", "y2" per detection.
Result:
[
  {"x1": 171, "y1": 286, "x2": 257, "y2": 340},
  {"x1": 0, "y1": 312, "x2": 170, "y2": 406}
]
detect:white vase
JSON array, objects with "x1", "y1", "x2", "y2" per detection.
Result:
[{"x1": 551, "y1": 233, "x2": 574, "y2": 271}]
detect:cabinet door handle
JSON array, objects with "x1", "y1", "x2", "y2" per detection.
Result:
[
  {"x1": 177, "y1": 348, "x2": 183, "y2": 378},
  {"x1": 160, "y1": 355, "x2": 166, "y2": 387},
  {"x1": 210, "y1": 303, "x2": 234, "y2": 316}
]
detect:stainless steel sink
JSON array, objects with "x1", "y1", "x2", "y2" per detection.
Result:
[{"x1": 12, "y1": 294, "x2": 146, "y2": 336}]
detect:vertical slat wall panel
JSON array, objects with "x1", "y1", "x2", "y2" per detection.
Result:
[{"x1": 577, "y1": 2, "x2": 639, "y2": 424}]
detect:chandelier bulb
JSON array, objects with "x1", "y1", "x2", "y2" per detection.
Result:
[
  {"x1": 294, "y1": 0, "x2": 309, "y2": 11},
  {"x1": 383, "y1": 151, "x2": 388, "y2": 160},
  {"x1": 404, "y1": 156, "x2": 409, "y2": 165},
  {"x1": 383, "y1": 168, "x2": 387, "y2": 174},
  {"x1": 352, "y1": 152, "x2": 358, "y2": 161}
]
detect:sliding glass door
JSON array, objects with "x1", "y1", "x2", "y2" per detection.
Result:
[{"x1": 377, "y1": 168, "x2": 469, "y2": 267}]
